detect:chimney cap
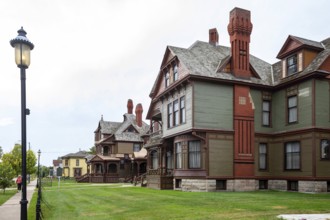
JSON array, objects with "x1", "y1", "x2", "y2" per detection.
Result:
[
  {"x1": 135, "y1": 103, "x2": 143, "y2": 112},
  {"x1": 127, "y1": 99, "x2": 133, "y2": 114},
  {"x1": 209, "y1": 28, "x2": 219, "y2": 46}
]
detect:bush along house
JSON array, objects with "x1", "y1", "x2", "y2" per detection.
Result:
[
  {"x1": 145, "y1": 7, "x2": 330, "y2": 192},
  {"x1": 78, "y1": 99, "x2": 149, "y2": 183}
]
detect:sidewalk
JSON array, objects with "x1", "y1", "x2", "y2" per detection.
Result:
[
  {"x1": 278, "y1": 214, "x2": 330, "y2": 220},
  {"x1": 0, "y1": 179, "x2": 37, "y2": 220}
]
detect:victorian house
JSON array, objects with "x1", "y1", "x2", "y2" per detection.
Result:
[
  {"x1": 145, "y1": 7, "x2": 330, "y2": 192},
  {"x1": 79, "y1": 99, "x2": 149, "y2": 183},
  {"x1": 61, "y1": 151, "x2": 90, "y2": 178}
]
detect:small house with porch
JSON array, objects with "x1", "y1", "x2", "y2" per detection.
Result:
[{"x1": 79, "y1": 99, "x2": 149, "y2": 183}]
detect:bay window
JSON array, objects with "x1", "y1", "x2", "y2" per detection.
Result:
[{"x1": 188, "y1": 141, "x2": 201, "y2": 168}]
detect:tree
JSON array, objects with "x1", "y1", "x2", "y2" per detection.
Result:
[
  {"x1": 88, "y1": 146, "x2": 96, "y2": 154},
  {"x1": 27, "y1": 150, "x2": 37, "y2": 175},
  {"x1": 0, "y1": 162, "x2": 15, "y2": 193},
  {"x1": 0, "y1": 146, "x2": 3, "y2": 159},
  {"x1": 1, "y1": 144, "x2": 37, "y2": 176}
]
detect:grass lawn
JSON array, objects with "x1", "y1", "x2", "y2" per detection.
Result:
[
  {"x1": 29, "y1": 182, "x2": 330, "y2": 220},
  {"x1": 0, "y1": 189, "x2": 16, "y2": 205}
]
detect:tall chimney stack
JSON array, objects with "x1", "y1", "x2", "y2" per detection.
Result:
[
  {"x1": 127, "y1": 99, "x2": 133, "y2": 114},
  {"x1": 227, "y1": 7, "x2": 253, "y2": 78},
  {"x1": 135, "y1": 103, "x2": 143, "y2": 127},
  {"x1": 209, "y1": 28, "x2": 219, "y2": 46}
]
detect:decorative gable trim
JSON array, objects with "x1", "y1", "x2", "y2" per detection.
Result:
[
  {"x1": 124, "y1": 125, "x2": 138, "y2": 133},
  {"x1": 277, "y1": 35, "x2": 324, "y2": 59},
  {"x1": 277, "y1": 38, "x2": 302, "y2": 59},
  {"x1": 90, "y1": 155, "x2": 104, "y2": 162}
]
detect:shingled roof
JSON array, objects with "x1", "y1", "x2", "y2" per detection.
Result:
[
  {"x1": 150, "y1": 35, "x2": 330, "y2": 94},
  {"x1": 96, "y1": 113, "x2": 149, "y2": 142},
  {"x1": 61, "y1": 151, "x2": 91, "y2": 159}
]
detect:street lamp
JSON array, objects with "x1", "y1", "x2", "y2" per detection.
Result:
[{"x1": 10, "y1": 27, "x2": 34, "y2": 220}]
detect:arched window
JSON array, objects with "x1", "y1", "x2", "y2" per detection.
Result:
[
  {"x1": 95, "y1": 164, "x2": 103, "y2": 174},
  {"x1": 151, "y1": 150, "x2": 158, "y2": 169},
  {"x1": 108, "y1": 164, "x2": 117, "y2": 173}
]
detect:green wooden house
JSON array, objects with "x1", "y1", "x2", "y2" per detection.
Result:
[{"x1": 144, "y1": 7, "x2": 330, "y2": 192}]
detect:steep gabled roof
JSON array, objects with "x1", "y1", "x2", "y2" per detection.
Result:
[
  {"x1": 272, "y1": 36, "x2": 330, "y2": 85},
  {"x1": 277, "y1": 35, "x2": 324, "y2": 59},
  {"x1": 149, "y1": 40, "x2": 272, "y2": 99},
  {"x1": 95, "y1": 113, "x2": 149, "y2": 143}
]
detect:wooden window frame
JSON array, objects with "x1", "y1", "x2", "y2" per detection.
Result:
[
  {"x1": 165, "y1": 71, "x2": 170, "y2": 88},
  {"x1": 287, "y1": 54, "x2": 297, "y2": 76},
  {"x1": 188, "y1": 140, "x2": 201, "y2": 169},
  {"x1": 287, "y1": 180, "x2": 298, "y2": 191},
  {"x1": 262, "y1": 100, "x2": 271, "y2": 127},
  {"x1": 175, "y1": 142, "x2": 182, "y2": 169},
  {"x1": 320, "y1": 139, "x2": 329, "y2": 160},
  {"x1": 259, "y1": 143, "x2": 268, "y2": 171},
  {"x1": 173, "y1": 99, "x2": 179, "y2": 126},
  {"x1": 167, "y1": 103, "x2": 173, "y2": 128},
  {"x1": 173, "y1": 64, "x2": 178, "y2": 82},
  {"x1": 180, "y1": 96, "x2": 186, "y2": 124},
  {"x1": 285, "y1": 141, "x2": 301, "y2": 170},
  {"x1": 288, "y1": 95, "x2": 298, "y2": 124},
  {"x1": 216, "y1": 180, "x2": 227, "y2": 190}
]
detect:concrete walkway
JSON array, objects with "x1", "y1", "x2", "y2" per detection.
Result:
[
  {"x1": 278, "y1": 214, "x2": 330, "y2": 220},
  {"x1": 0, "y1": 179, "x2": 37, "y2": 220}
]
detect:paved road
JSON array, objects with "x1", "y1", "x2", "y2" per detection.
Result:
[{"x1": 0, "y1": 179, "x2": 37, "y2": 220}]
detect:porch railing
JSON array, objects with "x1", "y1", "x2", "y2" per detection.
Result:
[{"x1": 147, "y1": 168, "x2": 173, "y2": 176}]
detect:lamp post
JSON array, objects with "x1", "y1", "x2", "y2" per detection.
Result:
[
  {"x1": 10, "y1": 27, "x2": 34, "y2": 220},
  {"x1": 36, "y1": 149, "x2": 41, "y2": 220}
]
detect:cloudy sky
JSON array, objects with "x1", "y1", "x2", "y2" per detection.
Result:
[{"x1": 0, "y1": 0, "x2": 329, "y2": 166}]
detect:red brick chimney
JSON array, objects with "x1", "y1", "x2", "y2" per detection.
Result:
[
  {"x1": 227, "y1": 7, "x2": 253, "y2": 78},
  {"x1": 209, "y1": 28, "x2": 219, "y2": 46},
  {"x1": 127, "y1": 99, "x2": 133, "y2": 114},
  {"x1": 135, "y1": 103, "x2": 143, "y2": 127}
]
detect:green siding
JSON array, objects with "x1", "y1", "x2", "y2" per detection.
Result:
[
  {"x1": 298, "y1": 81, "x2": 313, "y2": 128},
  {"x1": 194, "y1": 82, "x2": 233, "y2": 130},
  {"x1": 315, "y1": 80, "x2": 330, "y2": 128},
  {"x1": 272, "y1": 90, "x2": 286, "y2": 132},
  {"x1": 250, "y1": 89, "x2": 273, "y2": 133},
  {"x1": 209, "y1": 139, "x2": 233, "y2": 176},
  {"x1": 272, "y1": 81, "x2": 313, "y2": 132}
]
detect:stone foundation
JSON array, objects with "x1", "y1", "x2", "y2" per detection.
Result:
[
  {"x1": 232, "y1": 179, "x2": 257, "y2": 191},
  {"x1": 298, "y1": 181, "x2": 328, "y2": 193},
  {"x1": 268, "y1": 180, "x2": 287, "y2": 191},
  {"x1": 171, "y1": 178, "x2": 329, "y2": 193},
  {"x1": 177, "y1": 179, "x2": 257, "y2": 192}
]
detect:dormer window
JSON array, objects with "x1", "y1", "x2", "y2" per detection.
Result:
[
  {"x1": 165, "y1": 71, "x2": 170, "y2": 87},
  {"x1": 164, "y1": 61, "x2": 179, "y2": 88},
  {"x1": 287, "y1": 54, "x2": 297, "y2": 76},
  {"x1": 173, "y1": 64, "x2": 178, "y2": 81}
]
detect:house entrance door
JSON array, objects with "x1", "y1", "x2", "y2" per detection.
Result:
[{"x1": 74, "y1": 168, "x2": 82, "y2": 177}]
